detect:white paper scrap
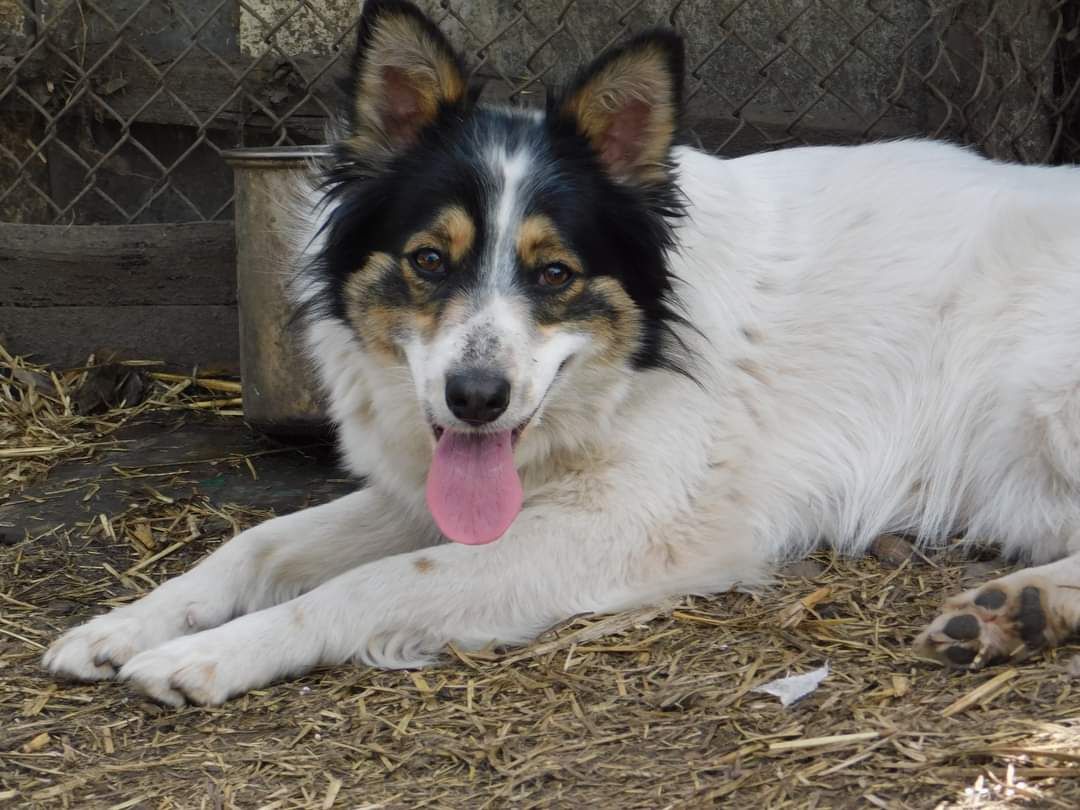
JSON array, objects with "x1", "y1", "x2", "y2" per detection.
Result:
[{"x1": 752, "y1": 663, "x2": 829, "y2": 707}]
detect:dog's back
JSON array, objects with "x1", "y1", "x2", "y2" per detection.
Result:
[{"x1": 655, "y1": 140, "x2": 1080, "y2": 565}]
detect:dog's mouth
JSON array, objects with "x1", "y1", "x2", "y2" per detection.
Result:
[
  {"x1": 425, "y1": 423, "x2": 524, "y2": 547},
  {"x1": 430, "y1": 419, "x2": 530, "y2": 445},
  {"x1": 424, "y1": 417, "x2": 533, "y2": 547},
  {"x1": 424, "y1": 363, "x2": 568, "y2": 547}
]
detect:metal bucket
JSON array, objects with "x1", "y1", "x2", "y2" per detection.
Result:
[{"x1": 222, "y1": 145, "x2": 331, "y2": 436}]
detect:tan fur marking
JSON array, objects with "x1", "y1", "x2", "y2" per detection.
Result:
[
  {"x1": 532, "y1": 275, "x2": 640, "y2": 367},
  {"x1": 517, "y1": 214, "x2": 581, "y2": 272},
  {"x1": 350, "y1": 14, "x2": 465, "y2": 158},
  {"x1": 344, "y1": 252, "x2": 406, "y2": 363},
  {"x1": 411, "y1": 310, "x2": 437, "y2": 342},
  {"x1": 441, "y1": 206, "x2": 476, "y2": 264},
  {"x1": 405, "y1": 206, "x2": 476, "y2": 265},
  {"x1": 413, "y1": 557, "x2": 435, "y2": 574},
  {"x1": 587, "y1": 276, "x2": 644, "y2": 364},
  {"x1": 561, "y1": 44, "x2": 677, "y2": 184},
  {"x1": 359, "y1": 206, "x2": 477, "y2": 345}
]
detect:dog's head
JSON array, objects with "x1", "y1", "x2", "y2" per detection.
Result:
[{"x1": 311, "y1": 0, "x2": 687, "y2": 543}]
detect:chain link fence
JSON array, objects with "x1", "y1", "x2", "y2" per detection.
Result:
[{"x1": 2, "y1": 0, "x2": 1078, "y2": 226}]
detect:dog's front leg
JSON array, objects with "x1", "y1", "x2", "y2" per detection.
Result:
[
  {"x1": 44, "y1": 488, "x2": 434, "y2": 682},
  {"x1": 119, "y1": 505, "x2": 758, "y2": 706}
]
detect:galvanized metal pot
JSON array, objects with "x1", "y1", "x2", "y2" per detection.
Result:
[{"x1": 222, "y1": 145, "x2": 330, "y2": 436}]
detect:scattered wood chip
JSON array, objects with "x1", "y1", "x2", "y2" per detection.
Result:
[
  {"x1": 942, "y1": 668, "x2": 1020, "y2": 717},
  {"x1": 21, "y1": 732, "x2": 50, "y2": 753}
]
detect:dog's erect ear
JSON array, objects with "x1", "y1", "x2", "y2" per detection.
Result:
[
  {"x1": 556, "y1": 31, "x2": 683, "y2": 186},
  {"x1": 346, "y1": 0, "x2": 466, "y2": 158}
]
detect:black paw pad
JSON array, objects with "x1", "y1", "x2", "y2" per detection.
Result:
[
  {"x1": 943, "y1": 614, "x2": 980, "y2": 641},
  {"x1": 945, "y1": 645, "x2": 977, "y2": 666},
  {"x1": 1017, "y1": 586, "x2": 1047, "y2": 647},
  {"x1": 974, "y1": 587, "x2": 1006, "y2": 610}
]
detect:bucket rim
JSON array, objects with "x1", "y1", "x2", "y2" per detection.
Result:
[{"x1": 222, "y1": 145, "x2": 333, "y2": 164}]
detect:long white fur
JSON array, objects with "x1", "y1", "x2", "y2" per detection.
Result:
[{"x1": 44, "y1": 138, "x2": 1080, "y2": 706}]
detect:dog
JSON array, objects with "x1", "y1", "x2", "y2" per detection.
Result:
[{"x1": 44, "y1": 0, "x2": 1080, "y2": 705}]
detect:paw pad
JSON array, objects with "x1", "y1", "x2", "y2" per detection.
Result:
[
  {"x1": 1017, "y1": 586, "x2": 1047, "y2": 648},
  {"x1": 973, "y1": 587, "x2": 1006, "y2": 610},
  {"x1": 943, "y1": 614, "x2": 979, "y2": 640},
  {"x1": 915, "y1": 578, "x2": 1059, "y2": 670}
]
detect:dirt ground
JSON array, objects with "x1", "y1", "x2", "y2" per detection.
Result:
[{"x1": 2, "y1": 351, "x2": 1080, "y2": 809}]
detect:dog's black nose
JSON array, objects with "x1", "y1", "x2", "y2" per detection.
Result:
[{"x1": 445, "y1": 371, "x2": 511, "y2": 425}]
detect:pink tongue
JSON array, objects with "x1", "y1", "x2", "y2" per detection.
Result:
[{"x1": 426, "y1": 430, "x2": 523, "y2": 545}]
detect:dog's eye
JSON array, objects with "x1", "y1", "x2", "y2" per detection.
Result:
[
  {"x1": 538, "y1": 263, "x2": 573, "y2": 289},
  {"x1": 411, "y1": 248, "x2": 445, "y2": 276}
]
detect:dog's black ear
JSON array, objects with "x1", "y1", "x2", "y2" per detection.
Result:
[
  {"x1": 555, "y1": 31, "x2": 684, "y2": 186},
  {"x1": 345, "y1": 0, "x2": 467, "y2": 158}
]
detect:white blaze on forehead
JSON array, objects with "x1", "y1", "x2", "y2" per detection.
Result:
[{"x1": 484, "y1": 145, "x2": 533, "y2": 289}]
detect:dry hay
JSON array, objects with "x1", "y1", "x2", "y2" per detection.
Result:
[{"x1": 2, "y1": 344, "x2": 1080, "y2": 809}]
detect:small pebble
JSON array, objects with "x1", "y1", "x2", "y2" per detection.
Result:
[{"x1": 868, "y1": 534, "x2": 916, "y2": 568}]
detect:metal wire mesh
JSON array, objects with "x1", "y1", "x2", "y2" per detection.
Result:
[{"x1": 1, "y1": 0, "x2": 1077, "y2": 225}]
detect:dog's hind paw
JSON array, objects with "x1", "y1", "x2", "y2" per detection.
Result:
[{"x1": 914, "y1": 575, "x2": 1075, "y2": 669}]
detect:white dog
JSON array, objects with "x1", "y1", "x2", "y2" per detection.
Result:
[{"x1": 45, "y1": 0, "x2": 1080, "y2": 705}]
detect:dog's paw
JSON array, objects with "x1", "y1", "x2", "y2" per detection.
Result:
[
  {"x1": 43, "y1": 610, "x2": 173, "y2": 681},
  {"x1": 914, "y1": 575, "x2": 1073, "y2": 669},
  {"x1": 43, "y1": 585, "x2": 232, "y2": 683},
  {"x1": 119, "y1": 635, "x2": 236, "y2": 707}
]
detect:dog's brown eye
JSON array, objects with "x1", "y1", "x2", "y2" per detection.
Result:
[
  {"x1": 411, "y1": 248, "x2": 445, "y2": 276},
  {"x1": 539, "y1": 263, "x2": 573, "y2": 289}
]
